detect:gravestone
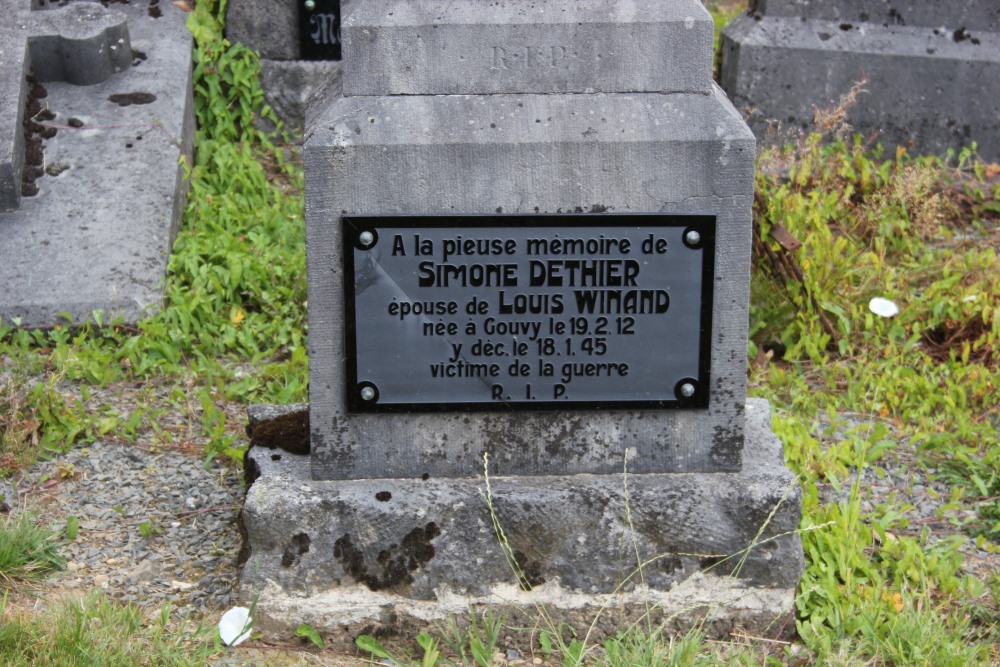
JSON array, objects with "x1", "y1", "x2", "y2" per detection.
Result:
[
  {"x1": 1, "y1": 0, "x2": 131, "y2": 212},
  {"x1": 721, "y1": 0, "x2": 1000, "y2": 161},
  {"x1": 225, "y1": 0, "x2": 351, "y2": 131},
  {"x1": 240, "y1": 0, "x2": 804, "y2": 643},
  {"x1": 0, "y1": 0, "x2": 194, "y2": 326}
]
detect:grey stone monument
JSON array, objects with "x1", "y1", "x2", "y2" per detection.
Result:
[
  {"x1": 721, "y1": 0, "x2": 1000, "y2": 161},
  {"x1": 225, "y1": 0, "x2": 352, "y2": 131},
  {"x1": 0, "y1": 1, "x2": 194, "y2": 327},
  {"x1": 241, "y1": 0, "x2": 804, "y2": 643}
]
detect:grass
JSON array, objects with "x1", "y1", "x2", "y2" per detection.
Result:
[
  {"x1": 705, "y1": 0, "x2": 745, "y2": 79},
  {"x1": 0, "y1": 591, "x2": 216, "y2": 666},
  {"x1": 0, "y1": 512, "x2": 64, "y2": 588},
  {"x1": 1, "y1": 0, "x2": 998, "y2": 664},
  {"x1": 751, "y1": 102, "x2": 1000, "y2": 543},
  {"x1": 0, "y1": 378, "x2": 43, "y2": 473}
]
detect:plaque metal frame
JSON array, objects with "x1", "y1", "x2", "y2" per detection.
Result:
[{"x1": 343, "y1": 214, "x2": 715, "y2": 413}]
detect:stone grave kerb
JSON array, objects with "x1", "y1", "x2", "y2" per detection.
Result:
[
  {"x1": 722, "y1": 0, "x2": 1000, "y2": 161},
  {"x1": 750, "y1": 0, "x2": 1000, "y2": 30},
  {"x1": 0, "y1": 0, "x2": 131, "y2": 212}
]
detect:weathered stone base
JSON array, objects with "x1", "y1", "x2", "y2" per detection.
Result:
[
  {"x1": 239, "y1": 399, "x2": 803, "y2": 645},
  {"x1": 249, "y1": 577, "x2": 795, "y2": 651}
]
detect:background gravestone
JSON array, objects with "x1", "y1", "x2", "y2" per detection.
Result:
[
  {"x1": 241, "y1": 0, "x2": 804, "y2": 643},
  {"x1": 0, "y1": 0, "x2": 194, "y2": 326},
  {"x1": 721, "y1": 0, "x2": 1000, "y2": 161},
  {"x1": 225, "y1": 0, "x2": 351, "y2": 132},
  {"x1": 299, "y1": 0, "x2": 341, "y2": 61}
]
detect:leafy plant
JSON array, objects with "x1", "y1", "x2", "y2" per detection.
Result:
[
  {"x1": 751, "y1": 79, "x2": 1000, "y2": 539},
  {"x1": 138, "y1": 519, "x2": 160, "y2": 539},
  {"x1": 186, "y1": 0, "x2": 278, "y2": 147},
  {"x1": 294, "y1": 623, "x2": 324, "y2": 649},
  {"x1": 415, "y1": 631, "x2": 442, "y2": 666},
  {"x1": 0, "y1": 0, "x2": 307, "y2": 469},
  {"x1": 64, "y1": 515, "x2": 78, "y2": 542},
  {"x1": 356, "y1": 634, "x2": 404, "y2": 665}
]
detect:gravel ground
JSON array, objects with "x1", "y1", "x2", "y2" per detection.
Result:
[
  {"x1": 812, "y1": 416, "x2": 998, "y2": 582},
  {"x1": 825, "y1": 450, "x2": 997, "y2": 581},
  {"x1": 11, "y1": 440, "x2": 245, "y2": 618}
]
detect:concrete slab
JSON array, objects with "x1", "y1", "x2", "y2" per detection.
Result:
[
  {"x1": 342, "y1": 0, "x2": 714, "y2": 96},
  {"x1": 0, "y1": 1, "x2": 194, "y2": 327},
  {"x1": 240, "y1": 398, "x2": 802, "y2": 644},
  {"x1": 721, "y1": 4, "x2": 1000, "y2": 161},
  {"x1": 0, "y1": 0, "x2": 131, "y2": 212}
]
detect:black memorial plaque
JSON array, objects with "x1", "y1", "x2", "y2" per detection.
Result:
[
  {"x1": 343, "y1": 215, "x2": 715, "y2": 412},
  {"x1": 299, "y1": 0, "x2": 341, "y2": 60}
]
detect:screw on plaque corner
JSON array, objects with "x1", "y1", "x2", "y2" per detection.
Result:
[{"x1": 683, "y1": 229, "x2": 702, "y2": 248}]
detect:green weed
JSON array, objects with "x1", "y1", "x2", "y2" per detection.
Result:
[
  {"x1": 750, "y1": 81, "x2": 999, "y2": 662},
  {"x1": 356, "y1": 610, "x2": 506, "y2": 667},
  {"x1": 294, "y1": 622, "x2": 325, "y2": 649},
  {"x1": 0, "y1": 512, "x2": 64, "y2": 587},
  {"x1": 752, "y1": 104, "x2": 1000, "y2": 538},
  {"x1": 598, "y1": 628, "x2": 708, "y2": 666},
  {"x1": 187, "y1": 0, "x2": 279, "y2": 147}
]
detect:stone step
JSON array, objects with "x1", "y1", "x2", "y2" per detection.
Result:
[{"x1": 241, "y1": 398, "x2": 803, "y2": 643}]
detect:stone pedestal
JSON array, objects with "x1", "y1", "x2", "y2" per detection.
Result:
[
  {"x1": 242, "y1": 400, "x2": 802, "y2": 643},
  {"x1": 721, "y1": 0, "x2": 1000, "y2": 161},
  {"x1": 241, "y1": 0, "x2": 804, "y2": 642}
]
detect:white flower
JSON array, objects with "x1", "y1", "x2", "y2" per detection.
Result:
[
  {"x1": 868, "y1": 297, "x2": 899, "y2": 318},
  {"x1": 218, "y1": 607, "x2": 253, "y2": 646}
]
